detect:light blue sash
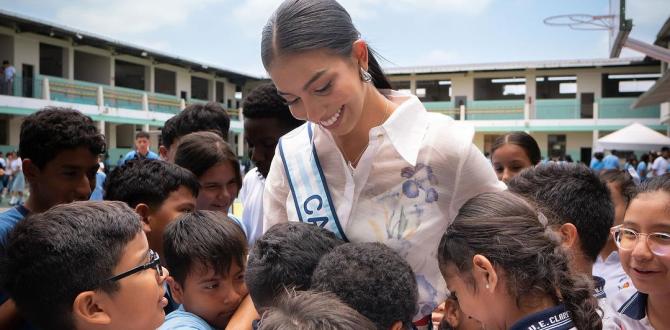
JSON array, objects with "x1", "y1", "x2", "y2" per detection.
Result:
[{"x1": 278, "y1": 123, "x2": 348, "y2": 241}]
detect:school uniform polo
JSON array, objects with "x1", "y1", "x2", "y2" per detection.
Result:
[
  {"x1": 509, "y1": 305, "x2": 575, "y2": 330},
  {"x1": 158, "y1": 305, "x2": 215, "y2": 330},
  {"x1": 263, "y1": 90, "x2": 505, "y2": 320},
  {"x1": 609, "y1": 287, "x2": 655, "y2": 330},
  {"x1": 602, "y1": 154, "x2": 620, "y2": 170},
  {"x1": 121, "y1": 150, "x2": 159, "y2": 164},
  {"x1": 593, "y1": 251, "x2": 633, "y2": 298}
]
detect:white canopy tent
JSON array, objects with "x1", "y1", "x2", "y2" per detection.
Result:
[{"x1": 597, "y1": 122, "x2": 670, "y2": 150}]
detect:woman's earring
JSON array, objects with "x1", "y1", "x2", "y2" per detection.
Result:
[{"x1": 360, "y1": 68, "x2": 372, "y2": 82}]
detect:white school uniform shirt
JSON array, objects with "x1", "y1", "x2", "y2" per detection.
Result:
[
  {"x1": 263, "y1": 90, "x2": 506, "y2": 320},
  {"x1": 593, "y1": 251, "x2": 634, "y2": 298},
  {"x1": 608, "y1": 287, "x2": 655, "y2": 330},
  {"x1": 650, "y1": 156, "x2": 668, "y2": 177},
  {"x1": 239, "y1": 167, "x2": 265, "y2": 246}
]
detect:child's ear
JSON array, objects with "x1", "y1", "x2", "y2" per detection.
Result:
[
  {"x1": 472, "y1": 254, "x2": 497, "y2": 293},
  {"x1": 72, "y1": 291, "x2": 112, "y2": 326},
  {"x1": 167, "y1": 276, "x2": 184, "y2": 305},
  {"x1": 443, "y1": 299, "x2": 461, "y2": 328},
  {"x1": 159, "y1": 146, "x2": 169, "y2": 161},
  {"x1": 389, "y1": 320, "x2": 403, "y2": 330},
  {"x1": 22, "y1": 159, "x2": 40, "y2": 183},
  {"x1": 558, "y1": 223, "x2": 579, "y2": 250},
  {"x1": 134, "y1": 203, "x2": 152, "y2": 233}
]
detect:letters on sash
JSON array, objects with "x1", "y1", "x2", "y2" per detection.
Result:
[{"x1": 278, "y1": 123, "x2": 348, "y2": 241}]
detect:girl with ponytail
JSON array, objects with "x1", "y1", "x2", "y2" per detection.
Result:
[
  {"x1": 259, "y1": 0, "x2": 504, "y2": 327},
  {"x1": 437, "y1": 191, "x2": 602, "y2": 330}
]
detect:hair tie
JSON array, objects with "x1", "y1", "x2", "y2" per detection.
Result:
[{"x1": 537, "y1": 212, "x2": 549, "y2": 226}]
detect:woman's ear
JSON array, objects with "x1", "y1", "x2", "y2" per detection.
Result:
[
  {"x1": 72, "y1": 291, "x2": 112, "y2": 326},
  {"x1": 352, "y1": 39, "x2": 369, "y2": 71},
  {"x1": 472, "y1": 254, "x2": 498, "y2": 293}
]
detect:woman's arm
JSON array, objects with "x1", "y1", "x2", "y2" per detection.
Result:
[{"x1": 262, "y1": 148, "x2": 290, "y2": 232}]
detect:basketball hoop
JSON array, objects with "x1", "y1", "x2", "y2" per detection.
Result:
[{"x1": 543, "y1": 14, "x2": 614, "y2": 31}]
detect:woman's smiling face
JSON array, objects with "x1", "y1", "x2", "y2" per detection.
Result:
[{"x1": 268, "y1": 49, "x2": 368, "y2": 137}]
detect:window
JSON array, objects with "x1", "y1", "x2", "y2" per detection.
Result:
[
  {"x1": 191, "y1": 77, "x2": 209, "y2": 100},
  {"x1": 602, "y1": 73, "x2": 660, "y2": 97},
  {"x1": 474, "y1": 77, "x2": 525, "y2": 100},
  {"x1": 537, "y1": 76, "x2": 577, "y2": 99},
  {"x1": 415, "y1": 80, "x2": 452, "y2": 101},
  {"x1": 390, "y1": 81, "x2": 411, "y2": 94}
]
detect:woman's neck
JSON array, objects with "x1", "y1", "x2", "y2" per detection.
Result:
[
  {"x1": 333, "y1": 87, "x2": 394, "y2": 167},
  {"x1": 647, "y1": 293, "x2": 670, "y2": 329}
]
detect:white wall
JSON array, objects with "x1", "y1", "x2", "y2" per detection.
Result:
[{"x1": 13, "y1": 34, "x2": 39, "y2": 78}]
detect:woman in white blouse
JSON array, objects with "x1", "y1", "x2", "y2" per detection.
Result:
[{"x1": 258, "y1": 0, "x2": 505, "y2": 326}]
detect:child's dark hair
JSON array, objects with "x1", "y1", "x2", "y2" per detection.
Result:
[
  {"x1": 491, "y1": 132, "x2": 541, "y2": 165},
  {"x1": 311, "y1": 242, "x2": 418, "y2": 330},
  {"x1": 640, "y1": 153, "x2": 650, "y2": 163},
  {"x1": 163, "y1": 211, "x2": 247, "y2": 285},
  {"x1": 600, "y1": 169, "x2": 636, "y2": 206},
  {"x1": 507, "y1": 163, "x2": 614, "y2": 262},
  {"x1": 635, "y1": 173, "x2": 670, "y2": 197},
  {"x1": 18, "y1": 107, "x2": 106, "y2": 168},
  {"x1": 258, "y1": 290, "x2": 376, "y2": 330},
  {"x1": 0, "y1": 201, "x2": 142, "y2": 330},
  {"x1": 160, "y1": 102, "x2": 231, "y2": 149},
  {"x1": 104, "y1": 159, "x2": 200, "y2": 209},
  {"x1": 262, "y1": 0, "x2": 391, "y2": 89},
  {"x1": 135, "y1": 131, "x2": 150, "y2": 140},
  {"x1": 174, "y1": 131, "x2": 242, "y2": 188},
  {"x1": 437, "y1": 191, "x2": 602, "y2": 330},
  {"x1": 242, "y1": 83, "x2": 303, "y2": 129},
  {"x1": 594, "y1": 152, "x2": 605, "y2": 161},
  {"x1": 245, "y1": 222, "x2": 344, "y2": 310}
]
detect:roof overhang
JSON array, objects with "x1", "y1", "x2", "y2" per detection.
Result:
[{"x1": 633, "y1": 70, "x2": 670, "y2": 108}]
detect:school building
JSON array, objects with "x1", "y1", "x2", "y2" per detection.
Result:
[
  {"x1": 1, "y1": 9, "x2": 669, "y2": 164},
  {"x1": 0, "y1": 9, "x2": 261, "y2": 163},
  {"x1": 386, "y1": 53, "x2": 669, "y2": 162}
]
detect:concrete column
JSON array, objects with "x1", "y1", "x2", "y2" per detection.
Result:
[
  {"x1": 180, "y1": 98, "x2": 186, "y2": 110},
  {"x1": 236, "y1": 133, "x2": 244, "y2": 157},
  {"x1": 409, "y1": 74, "x2": 417, "y2": 95},
  {"x1": 142, "y1": 93, "x2": 149, "y2": 112},
  {"x1": 525, "y1": 72, "x2": 536, "y2": 119},
  {"x1": 42, "y1": 78, "x2": 50, "y2": 100},
  {"x1": 459, "y1": 104, "x2": 465, "y2": 121},
  {"x1": 143, "y1": 124, "x2": 150, "y2": 133},
  {"x1": 66, "y1": 47, "x2": 75, "y2": 79},
  {"x1": 148, "y1": 64, "x2": 155, "y2": 93},
  {"x1": 107, "y1": 123, "x2": 117, "y2": 149},
  {"x1": 97, "y1": 120, "x2": 106, "y2": 136},
  {"x1": 97, "y1": 86, "x2": 104, "y2": 106},
  {"x1": 209, "y1": 77, "x2": 216, "y2": 102},
  {"x1": 8, "y1": 117, "x2": 23, "y2": 146},
  {"x1": 110, "y1": 57, "x2": 115, "y2": 86}
]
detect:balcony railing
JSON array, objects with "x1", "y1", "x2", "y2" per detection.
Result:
[
  {"x1": 598, "y1": 97, "x2": 660, "y2": 119},
  {"x1": 535, "y1": 99, "x2": 580, "y2": 119},
  {"x1": 2, "y1": 75, "x2": 241, "y2": 118},
  {"x1": 465, "y1": 100, "x2": 524, "y2": 120}
]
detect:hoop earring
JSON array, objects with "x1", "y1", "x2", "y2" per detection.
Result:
[{"x1": 360, "y1": 68, "x2": 372, "y2": 82}]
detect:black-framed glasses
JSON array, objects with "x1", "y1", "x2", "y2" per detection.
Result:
[
  {"x1": 107, "y1": 249, "x2": 163, "y2": 282},
  {"x1": 611, "y1": 225, "x2": 670, "y2": 256}
]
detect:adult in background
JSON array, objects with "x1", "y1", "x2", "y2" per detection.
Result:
[
  {"x1": 650, "y1": 147, "x2": 669, "y2": 177},
  {"x1": 122, "y1": 131, "x2": 159, "y2": 164}
]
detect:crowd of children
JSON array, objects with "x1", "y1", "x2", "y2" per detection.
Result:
[{"x1": 0, "y1": 0, "x2": 669, "y2": 329}]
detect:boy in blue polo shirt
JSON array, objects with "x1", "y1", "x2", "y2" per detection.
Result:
[
  {"x1": 160, "y1": 211, "x2": 248, "y2": 330},
  {"x1": 122, "y1": 131, "x2": 159, "y2": 164},
  {"x1": 0, "y1": 107, "x2": 105, "y2": 328}
]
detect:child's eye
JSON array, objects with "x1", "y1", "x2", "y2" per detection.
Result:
[{"x1": 204, "y1": 283, "x2": 219, "y2": 290}]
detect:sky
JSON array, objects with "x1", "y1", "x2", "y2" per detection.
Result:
[{"x1": 1, "y1": 0, "x2": 669, "y2": 77}]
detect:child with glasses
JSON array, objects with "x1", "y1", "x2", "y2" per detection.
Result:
[
  {"x1": 0, "y1": 201, "x2": 169, "y2": 330},
  {"x1": 596, "y1": 169, "x2": 637, "y2": 297},
  {"x1": 160, "y1": 211, "x2": 248, "y2": 330},
  {"x1": 609, "y1": 174, "x2": 670, "y2": 329}
]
